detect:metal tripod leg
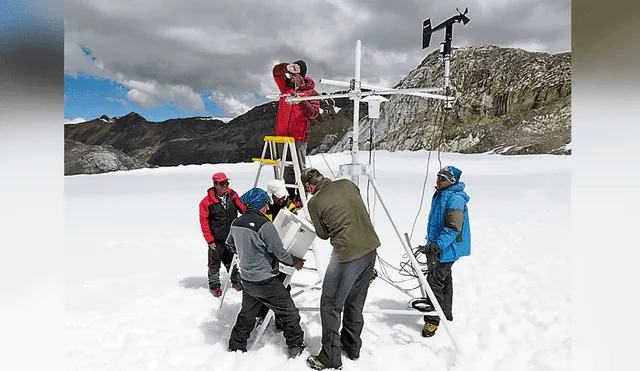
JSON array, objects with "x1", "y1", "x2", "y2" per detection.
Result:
[
  {"x1": 218, "y1": 255, "x2": 238, "y2": 310},
  {"x1": 362, "y1": 165, "x2": 464, "y2": 356}
]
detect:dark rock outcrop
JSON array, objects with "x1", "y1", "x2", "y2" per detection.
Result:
[
  {"x1": 64, "y1": 139, "x2": 153, "y2": 175},
  {"x1": 64, "y1": 98, "x2": 358, "y2": 173}
]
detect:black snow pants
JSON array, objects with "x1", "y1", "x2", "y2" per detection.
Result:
[
  {"x1": 424, "y1": 260, "x2": 455, "y2": 325},
  {"x1": 228, "y1": 276, "x2": 304, "y2": 351}
]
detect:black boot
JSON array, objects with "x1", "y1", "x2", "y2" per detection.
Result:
[
  {"x1": 369, "y1": 268, "x2": 378, "y2": 285},
  {"x1": 287, "y1": 342, "x2": 305, "y2": 358},
  {"x1": 421, "y1": 322, "x2": 438, "y2": 337},
  {"x1": 306, "y1": 355, "x2": 342, "y2": 370},
  {"x1": 340, "y1": 344, "x2": 359, "y2": 361}
]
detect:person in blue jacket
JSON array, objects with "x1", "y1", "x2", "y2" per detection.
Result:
[{"x1": 420, "y1": 165, "x2": 471, "y2": 337}]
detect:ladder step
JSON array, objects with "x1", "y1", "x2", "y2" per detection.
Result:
[
  {"x1": 252, "y1": 158, "x2": 297, "y2": 166},
  {"x1": 252, "y1": 158, "x2": 280, "y2": 165},
  {"x1": 263, "y1": 135, "x2": 295, "y2": 143}
]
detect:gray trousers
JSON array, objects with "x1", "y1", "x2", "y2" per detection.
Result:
[{"x1": 316, "y1": 250, "x2": 376, "y2": 369}]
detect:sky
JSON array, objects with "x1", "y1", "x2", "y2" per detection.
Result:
[
  {"x1": 62, "y1": 150, "x2": 570, "y2": 371},
  {"x1": 64, "y1": 0, "x2": 571, "y2": 122}
]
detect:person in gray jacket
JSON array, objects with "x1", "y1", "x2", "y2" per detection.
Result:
[{"x1": 226, "y1": 187, "x2": 306, "y2": 358}]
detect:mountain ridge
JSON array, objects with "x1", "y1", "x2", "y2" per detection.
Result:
[{"x1": 64, "y1": 45, "x2": 571, "y2": 175}]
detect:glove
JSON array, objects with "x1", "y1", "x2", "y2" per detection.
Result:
[
  {"x1": 427, "y1": 242, "x2": 441, "y2": 255},
  {"x1": 416, "y1": 244, "x2": 425, "y2": 254},
  {"x1": 417, "y1": 243, "x2": 439, "y2": 255},
  {"x1": 426, "y1": 242, "x2": 441, "y2": 267}
]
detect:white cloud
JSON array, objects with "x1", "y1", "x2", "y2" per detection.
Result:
[
  {"x1": 507, "y1": 41, "x2": 549, "y2": 53},
  {"x1": 64, "y1": 0, "x2": 570, "y2": 117},
  {"x1": 123, "y1": 80, "x2": 205, "y2": 111},
  {"x1": 64, "y1": 117, "x2": 87, "y2": 125},
  {"x1": 208, "y1": 92, "x2": 260, "y2": 117}
]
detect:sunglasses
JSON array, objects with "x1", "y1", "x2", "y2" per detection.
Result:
[
  {"x1": 437, "y1": 174, "x2": 454, "y2": 183},
  {"x1": 216, "y1": 181, "x2": 229, "y2": 187}
]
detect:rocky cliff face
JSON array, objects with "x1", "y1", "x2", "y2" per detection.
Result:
[{"x1": 329, "y1": 45, "x2": 571, "y2": 155}]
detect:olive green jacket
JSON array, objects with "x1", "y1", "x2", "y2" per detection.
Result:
[{"x1": 307, "y1": 178, "x2": 380, "y2": 262}]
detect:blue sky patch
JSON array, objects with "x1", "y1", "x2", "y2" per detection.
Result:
[{"x1": 64, "y1": 74, "x2": 225, "y2": 122}]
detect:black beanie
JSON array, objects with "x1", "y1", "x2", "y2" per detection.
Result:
[{"x1": 293, "y1": 59, "x2": 307, "y2": 77}]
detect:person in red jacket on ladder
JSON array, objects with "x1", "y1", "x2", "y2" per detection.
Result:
[
  {"x1": 199, "y1": 172, "x2": 247, "y2": 297},
  {"x1": 272, "y1": 60, "x2": 321, "y2": 209}
]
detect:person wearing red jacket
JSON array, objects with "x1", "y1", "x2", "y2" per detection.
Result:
[
  {"x1": 272, "y1": 60, "x2": 320, "y2": 207},
  {"x1": 198, "y1": 172, "x2": 247, "y2": 297}
]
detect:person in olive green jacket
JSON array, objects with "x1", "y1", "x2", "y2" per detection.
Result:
[{"x1": 300, "y1": 168, "x2": 380, "y2": 371}]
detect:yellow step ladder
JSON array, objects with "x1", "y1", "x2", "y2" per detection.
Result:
[
  {"x1": 218, "y1": 135, "x2": 316, "y2": 309},
  {"x1": 251, "y1": 135, "x2": 309, "y2": 212}
]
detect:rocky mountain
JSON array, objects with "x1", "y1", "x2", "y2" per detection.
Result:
[
  {"x1": 64, "y1": 45, "x2": 570, "y2": 175},
  {"x1": 64, "y1": 97, "x2": 362, "y2": 175},
  {"x1": 64, "y1": 139, "x2": 153, "y2": 175},
  {"x1": 330, "y1": 45, "x2": 571, "y2": 155}
]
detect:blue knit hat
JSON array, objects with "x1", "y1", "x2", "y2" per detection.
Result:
[
  {"x1": 240, "y1": 188, "x2": 270, "y2": 210},
  {"x1": 437, "y1": 166, "x2": 462, "y2": 183}
]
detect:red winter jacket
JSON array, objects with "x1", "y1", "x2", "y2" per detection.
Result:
[
  {"x1": 272, "y1": 62, "x2": 321, "y2": 142},
  {"x1": 199, "y1": 187, "x2": 246, "y2": 244}
]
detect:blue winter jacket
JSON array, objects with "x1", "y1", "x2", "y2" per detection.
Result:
[{"x1": 426, "y1": 181, "x2": 471, "y2": 263}]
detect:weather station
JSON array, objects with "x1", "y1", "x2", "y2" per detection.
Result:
[{"x1": 263, "y1": 8, "x2": 472, "y2": 357}]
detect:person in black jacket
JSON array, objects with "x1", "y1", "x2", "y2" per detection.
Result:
[
  {"x1": 265, "y1": 178, "x2": 298, "y2": 221},
  {"x1": 226, "y1": 188, "x2": 306, "y2": 358},
  {"x1": 198, "y1": 172, "x2": 246, "y2": 297}
]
